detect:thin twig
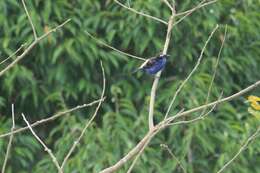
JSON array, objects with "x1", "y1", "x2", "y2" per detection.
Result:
[
  {"x1": 166, "y1": 92, "x2": 223, "y2": 126},
  {"x1": 173, "y1": 0, "x2": 218, "y2": 27},
  {"x1": 160, "y1": 144, "x2": 187, "y2": 173},
  {"x1": 175, "y1": 0, "x2": 218, "y2": 17},
  {"x1": 0, "y1": 19, "x2": 71, "y2": 77},
  {"x1": 1, "y1": 104, "x2": 15, "y2": 173},
  {"x1": 162, "y1": 0, "x2": 174, "y2": 11},
  {"x1": 165, "y1": 80, "x2": 260, "y2": 124},
  {"x1": 216, "y1": 125, "x2": 260, "y2": 173},
  {"x1": 0, "y1": 44, "x2": 26, "y2": 65},
  {"x1": 61, "y1": 60, "x2": 106, "y2": 169},
  {"x1": 114, "y1": 0, "x2": 168, "y2": 25},
  {"x1": 0, "y1": 98, "x2": 104, "y2": 138},
  {"x1": 21, "y1": 0, "x2": 37, "y2": 40},
  {"x1": 199, "y1": 25, "x2": 227, "y2": 117},
  {"x1": 148, "y1": 5, "x2": 176, "y2": 130},
  {"x1": 21, "y1": 113, "x2": 63, "y2": 173},
  {"x1": 84, "y1": 30, "x2": 146, "y2": 61},
  {"x1": 164, "y1": 25, "x2": 219, "y2": 120}
]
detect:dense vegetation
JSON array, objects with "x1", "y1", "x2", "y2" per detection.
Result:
[{"x1": 0, "y1": 0, "x2": 259, "y2": 172}]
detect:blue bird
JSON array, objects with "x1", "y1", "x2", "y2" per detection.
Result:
[{"x1": 133, "y1": 54, "x2": 169, "y2": 75}]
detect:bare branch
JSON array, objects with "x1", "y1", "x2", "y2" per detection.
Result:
[
  {"x1": 0, "y1": 98, "x2": 104, "y2": 138},
  {"x1": 160, "y1": 144, "x2": 187, "y2": 173},
  {"x1": 21, "y1": 113, "x2": 63, "y2": 173},
  {"x1": 84, "y1": 30, "x2": 146, "y2": 61},
  {"x1": 99, "y1": 131, "x2": 155, "y2": 173},
  {"x1": 216, "y1": 125, "x2": 260, "y2": 173},
  {"x1": 61, "y1": 60, "x2": 106, "y2": 169},
  {"x1": 165, "y1": 80, "x2": 260, "y2": 124},
  {"x1": 99, "y1": 79, "x2": 260, "y2": 173},
  {"x1": 166, "y1": 92, "x2": 223, "y2": 126},
  {"x1": 1, "y1": 104, "x2": 15, "y2": 173},
  {"x1": 173, "y1": 0, "x2": 218, "y2": 27},
  {"x1": 199, "y1": 25, "x2": 227, "y2": 117},
  {"x1": 0, "y1": 19, "x2": 71, "y2": 77},
  {"x1": 161, "y1": 0, "x2": 174, "y2": 11},
  {"x1": 149, "y1": 5, "x2": 176, "y2": 130},
  {"x1": 175, "y1": 0, "x2": 218, "y2": 17},
  {"x1": 0, "y1": 44, "x2": 26, "y2": 65},
  {"x1": 164, "y1": 25, "x2": 219, "y2": 120},
  {"x1": 21, "y1": 0, "x2": 37, "y2": 40},
  {"x1": 126, "y1": 136, "x2": 152, "y2": 173},
  {"x1": 114, "y1": 0, "x2": 168, "y2": 25}
]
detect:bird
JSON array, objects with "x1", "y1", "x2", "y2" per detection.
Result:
[{"x1": 133, "y1": 54, "x2": 169, "y2": 75}]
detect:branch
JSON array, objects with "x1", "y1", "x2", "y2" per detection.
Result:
[
  {"x1": 84, "y1": 30, "x2": 146, "y2": 61},
  {"x1": 114, "y1": 0, "x2": 168, "y2": 25},
  {"x1": 164, "y1": 24, "x2": 219, "y2": 120},
  {"x1": 99, "y1": 80, "x2": 260, "y2": 173},
  {"x1": 216, "y1": 125, "x2": 260, "y2": 173},
  {"x1": 0, "y1": 44, "x2": 26, "y2": 65},
  {"x1": 199, "y1": 25, "x2": 227, "y2": 117},
  {"x1": 126, "y1": 136, "x2": 152, "y2": 173},
  {"x1": 175, "y1": 0, "x2": 218, "y2": 17},
  {"x1": 21, "y1": 0, "x2": 37, "y2": 40},
  {"x1": 160, "y1": 144, "x2": 187, "y2": 173},
  {"x1": 61, "y1": 60, "x2": 106, "y2": 170},
  {"x1": 165, "y1": 80, "x2": 260, "y2": 124},
  {"x1": 1, "y1": 104, "x2": 15, "y2": 173},
  {"x1": 148, "y1": 4, "x2": 176, "y2": 130},
  {"x1": 0, "y1": 19, "x2": 71, "y2": 77},
  {"x1": 0, "y1": 98, "x2": 104, "y2": 138},
  {"x1": 173, "y1": 0, "x2": 218, "y2": 27},
  {"x1": 21, "y1": 113, "x2": 63, "y2": 173},
  {"x1": 161, "y1": 0, "x2": 174, "y2": 11},
  {"x1": 166, "y1": 92, "x2": 222, "y2": 127}
]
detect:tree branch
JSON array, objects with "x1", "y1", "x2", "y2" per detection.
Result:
[
  {"x1": 99, "y1": 79, "x2": 260, "y2": 173},
  {"x1": 1, "y1": 104, "x2": 15, "y2": 173},
  {"x1": 0, "y1": 98, "x2": 104, "y2": 138},
  {"x1": 164, "y1": 25, "x2": 219, "y2": 120},
  {"x1": 21, "y1": 0, "x2": 37, "y2": 40},
  {"x1": 114, "y1": 0, "x2": 168, "y2": 25},
  {"x1": 0, "y1": 19, "x2": 70, "y2": 77},
  {"x1": 84, "y1": 30, "x2": 146, "y2": 61},
  {"x1": 148, "y1": 4, "x2": 176, "y2": 130},
  {"x1": 216, "y1": 125, "x2": 260, "y2": 173},
  {"x1": 61, "y1": 61, "x2": 106, "y2": 170},
  {"x1": 21, "y1": 113, "x2": 63, "y2": 173}
]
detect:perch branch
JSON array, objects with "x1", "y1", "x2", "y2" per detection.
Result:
[{"x1": 149, "y1": 4, "x2": 176, "y2": 130}]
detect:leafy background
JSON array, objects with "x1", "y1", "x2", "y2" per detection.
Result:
[{"x1": 0, "y1": 0, "x2": 260, "y2": 172}]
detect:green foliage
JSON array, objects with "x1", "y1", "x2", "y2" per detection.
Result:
[{"x1": 0, "y1": 0, "x2": 260, "y2": 172}]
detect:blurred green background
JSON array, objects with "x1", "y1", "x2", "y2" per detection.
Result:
[{"x1": 0, "y1": 0, "x2": 260, "y2": 172}]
